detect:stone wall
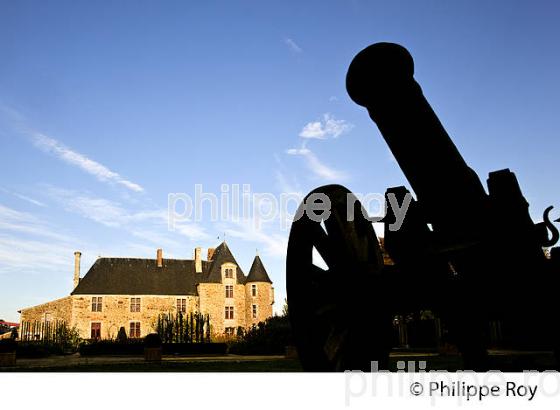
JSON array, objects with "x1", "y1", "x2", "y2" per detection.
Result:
[
  {"x1": 245, "y1": 282, "x2": 274, "y2": 326},
  {"x1": 18, "y1": 262, "x2": 275, "y2": 340},
  {"x1": 197, "y1": 282, "x2": 247, "y2": 335},
  {"x1": 70, "y1": 295, "x2": 198, "y2": 339},
  {"x1": 198, "y1": 262, "x2": 275, "y2": 336},
  {"x1": 19, "y1": 296, "x2": 73, "y2": 327},
  {"x1": 198, "y1": 262, "x2": 249, "y2": 336}
]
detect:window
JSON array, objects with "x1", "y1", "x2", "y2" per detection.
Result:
[
  {"x1": 225, "y1": 306, "x2": 234, "y2": 320},
  {"x1": 252, "y1": 304, "x2": 258, "y2": 319},
  {"x1": 251, "y1": 284, "x2": 257, "y2": 297},
  {"x1": 225, "y1": 327, "x2": 235, "y2": 337},
  {"x1": 130, "y1": 297, "x2": 141, "y2": 312},
  {"x1": 177, "y1": 298, "x2": 187, "y2": 313},
  {"x1": 225, "y1": 268, "x2": 233, "y2": 279},
  {"x1": 91, "y1": 322, "x2": 101, "y2": 339},
  {"x1": 130, "y1": 322, "x2": 141, "y2": 338},
  {"x1": 225, "y1": 285, "x2": 233, "y2": 298},
  {"x1": 91, "y1": 297, "x2": 102, "y2": 312}
]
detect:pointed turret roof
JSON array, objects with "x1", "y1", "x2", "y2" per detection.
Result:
[
  {"x1": 246, "y1": 255, "x2": 272, "y2": 283},
  {"x1": 205, "y1": 241, "x2": 246, "y2": 283}
]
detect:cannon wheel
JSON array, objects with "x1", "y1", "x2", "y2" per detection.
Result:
[{"x1": 287, "y1": 184, "x2": 392, "y2": 371}]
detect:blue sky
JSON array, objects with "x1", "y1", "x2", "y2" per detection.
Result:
[{"x1": 1, "y1": 1, "x2": 559, "y2": 321}]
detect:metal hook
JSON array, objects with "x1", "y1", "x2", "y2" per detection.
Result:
[{"x1": 542, "y1": 206, "x2": 559, "y2": 247}]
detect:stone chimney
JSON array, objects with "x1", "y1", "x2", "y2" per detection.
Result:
[
  {"x1": 157, "y1": 248, "x2": 163, "y2": 268},
  {"x1": 73, "y1": 251, "x2": 81, "y2": 289},
  {"x1": 195, "y1": 247, "x2": 202, "y2": 273},
  {"x1": 207, "y1": 247, "x2": 215, "y2": 261}
]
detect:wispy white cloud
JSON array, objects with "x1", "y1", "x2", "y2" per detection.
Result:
[
  {"x1": 0, "y1": 203, "x2": 80, "y2": 277},
  {"x1": 12, "y1": 193, "x2": 46, "y2": 207},
  {"x1": 46, "y1": 187, "x2": 209, "y2": 241},
  {"x1": 273, "y1": 155, "x2": 303, "y2": 196},
  {"x1": 0, "y1": 234, "x2": 77, "y2": 274},
  {"x1": 61, "y1": 196, "x2": 125, "y2": 228},
  {"x1": 274, "y1": 169, "x2": 302, "y2": 196},
  {"x1": 299, "y1": 113, "x2": 353, "y2": 139},
  {"x1": 225, "y1": 218, "x2": 288, "y2": 258},
  {"x1": 286, "y1": 146, "x2": 348, "y2": 181},
  {"x1": 0, "y1": 204, "x2": 71, "y2": 242},
  {"x1": 0, "y1": 104, "x2": 26, "y2": 123},
  {"x1": 1, "y1": 106, "x2": 143, "y2": 193},
  {"x1": 0, "y1": 188, "x2": 46, "y2": 207},
  {"x1": 283, "y1": 113, "x2": 353, "y2": 182},
  {"x1": 31, "y1": 132, "x2": 144, "y2": 193},
  {"x1": 284, "y1": 37, "x2": 303, "y2": 53}
]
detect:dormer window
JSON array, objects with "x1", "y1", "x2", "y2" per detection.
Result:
[{"x1": 221, "y1": 264, "x2": 237, "y2": 282}]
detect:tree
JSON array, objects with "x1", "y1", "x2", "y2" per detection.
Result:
[
  {"x1": 0, "y1": 320, "x2": 9, "y2": 334},
  {"x1": 282, "y1": 298, "x2": 289, "y2": 318},
  {"x1": 116, "y1": 326, "x2": 128, "y2": 343}
]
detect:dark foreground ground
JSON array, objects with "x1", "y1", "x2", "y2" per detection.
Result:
[{"x1": 1, "y1": 350, "x2": 557, "y2": 372}]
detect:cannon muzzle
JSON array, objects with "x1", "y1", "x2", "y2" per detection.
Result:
[
  {"x1": 346, "y1": 42, "x2": 488, "y2": 241},
  {"x1": 346, "y1": 42, "x2": 415, "y2": 108}
]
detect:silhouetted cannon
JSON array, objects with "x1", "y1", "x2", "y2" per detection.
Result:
[{"x1": 287, "y1": 42, "x2": 560, "y2": 371}]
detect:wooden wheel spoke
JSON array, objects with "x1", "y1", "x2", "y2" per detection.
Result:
[
  {"x1": 307, "y1": 221, "x2": 341, "y2": 270},
  {"x1": 323, "y1": 325, "x2": 349, "y2": 362},
  {"x1": 315, "y1": 303, "x2": 338, "y2": 319},
  {"x1": 308, "y1": 264, "x2": 333, "y2": 281}
]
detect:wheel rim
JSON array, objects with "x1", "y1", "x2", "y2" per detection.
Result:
[{"x1": 287, "y1": 184, "x2": 391, "y2": 371}]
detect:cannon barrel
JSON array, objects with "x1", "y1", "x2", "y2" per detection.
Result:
[
  {"x1": 346, "y1": 43, "x2": 488, "y2": 241},
  {"x1": 286, "y1": 42, "x2": 560, "y2": 371}
]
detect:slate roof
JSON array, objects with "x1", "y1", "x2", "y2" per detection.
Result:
[
  {"x1": 71, "y1": 242, "x2": 255, "y2": 296},
  {"x1": 246, "y1": 255, "x2": 272, "y2": 283},
  {"x1": 203, "y1": 241, "x2": 246, "y2": 283}
]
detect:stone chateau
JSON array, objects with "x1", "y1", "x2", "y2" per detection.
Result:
[{"x1": 19, "y1": 242, "x2": 274, "y2": 340}]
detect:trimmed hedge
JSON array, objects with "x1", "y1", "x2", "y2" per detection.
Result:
[
  {"x1": 15, "y1": 342, "x2": 76, "y2": 358},
  {"x1": 0, "y1": 339, "x2": 16, "y2": 353},
  {"x1": 79, "y1": 340, "x2": 144, "y2": 356}
]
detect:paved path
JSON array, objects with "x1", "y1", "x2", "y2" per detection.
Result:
[{"x1": 12, "y1": 354, "x2": 287, "y2": 369}]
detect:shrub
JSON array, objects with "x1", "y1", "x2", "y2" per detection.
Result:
[
  {"x1": 19, "y1": 321, "x2": 81, "y2": 353},
  {"x1": 155, "y1": 312, "x2": 211, "y2": 343},
  {"x1": 228, "y1": 315, "x2": 293, "y2": 355},
  {"x1": 144, "y1": 333, "x2": 162, "y2": 348},
  {"x1": 116, "y1": 327, "x2": 128, "y2": 343},
  {"x1": 0, "y1": 339, "x2": 17, "y2": 353},
  {"x1": 16, "y1": 342, "x2": 59, "y2": 358}
]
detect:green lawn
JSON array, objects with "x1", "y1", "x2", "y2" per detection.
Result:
[
  {"x1": 3, "y1": 359, "x2": 303, "y2": 372},
  {"x1": 2, "y1": 350, "x2": 556, "y2": 372}
]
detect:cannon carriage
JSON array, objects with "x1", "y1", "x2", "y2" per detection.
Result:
[{"x1": 286, "y1": 43, "x2": 560, "y2": 371}]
